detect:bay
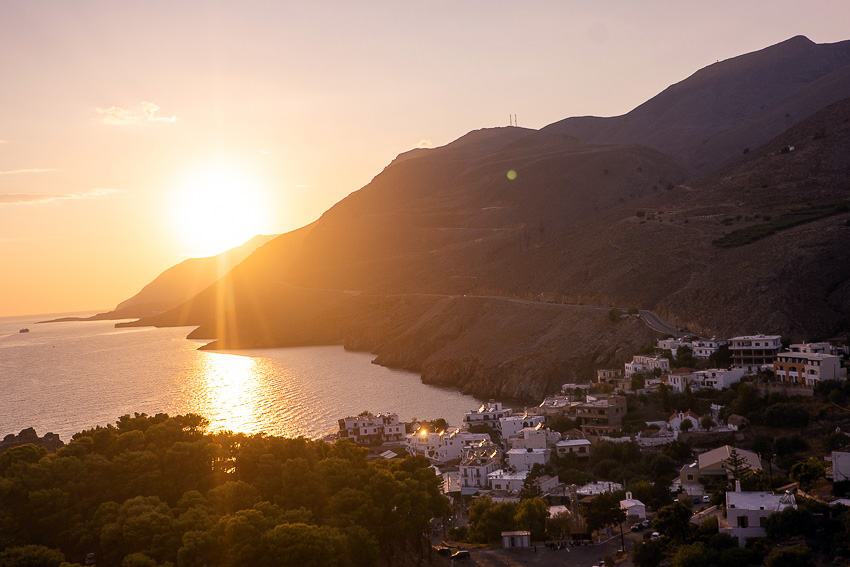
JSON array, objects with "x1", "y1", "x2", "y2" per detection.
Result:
[{"x1": 0, "y1": 313, "x2": 485, "y2": 441}]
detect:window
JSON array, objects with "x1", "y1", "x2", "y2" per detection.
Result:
[
  {"x1": 686, "y1": 474, "x2": 694, "y2": 481},
  {"x1": 737, "y1": 516, "x2": 749, "y2": 528}
]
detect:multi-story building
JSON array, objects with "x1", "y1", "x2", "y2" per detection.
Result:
[
  {"x1": 576, "y1": 395, "x2": 627, "y2": 437},
  {"x1": 729, "y1": 334, "x2": 782, "y2": 372},
  {"x1": 722, "y1": 488, "x2": 796, "y2": 546},
  {"x1": 774, "y1": 352, "x2": 847, "y2": 386},
  {"x1": 463, "y1": 400, "x2": 512, "y2": 431},
  {"x1": 668, "y1": 368, "x2": 745, "y2": 393},
  {"x1": 506, "y1": 426, "x2": 561, "y2": 450},
  {"x1": 337, "y1": 413, "x2": 406, "y2": 445},
  {"x1": 553, "y1": 438, "x2": 591, "y2": 459},
  {"x1": 596, "y1": 368, "x2": 624, "y2": 383},
  {"x1": 691, "y1": 338, "x2": 728, "y2": 359},
  {"x1": 788, "y1": 342, "x2": 847, "y2": 357},
  {"x1": 506, "y1": 447, "x2": 551, "y2": 471},
  {"x1": 487, "y1": 469, "x2": 528, "y2": 492},
  {"x1": 406, "y1": 427, "x2": 491, "y2": 462},
  {"x1": 534, "y1": 395, "x2": 575, "y2": 416},
  {"x1": 459, "y1": 440, "x2": 502, "y2": 489},
  {"x1": 625, "y1": 355, "x2": 670, "y2": 379},
  {"x1": 657, "y1": 338, "x2": 691, "y2": 357},
  {"x1": 499, "y1": 414, "x2": 545, "y2": 439}
]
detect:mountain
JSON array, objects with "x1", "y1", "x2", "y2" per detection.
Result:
[
  {"x1": 543, "y1": 35, "x2": 850, "y2": 173},
  {"x1": 44, "y1": 234, "x2": 276, "y2": 323},
  {"x1": 121, "y1": 37, "x2": 850, "y2": 401}
]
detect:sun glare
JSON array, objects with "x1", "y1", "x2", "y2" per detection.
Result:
[{"x1": 171, "y1": 163, "x2": 271, "y2": 257}]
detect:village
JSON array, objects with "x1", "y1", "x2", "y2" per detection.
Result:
[{"x1": 331, "y1": 334, "x2": 850, "y2": 565}]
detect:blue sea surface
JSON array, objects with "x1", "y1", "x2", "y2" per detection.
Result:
[{"x1": 0, "y1": 313, "x2": 485, "y2": 441}]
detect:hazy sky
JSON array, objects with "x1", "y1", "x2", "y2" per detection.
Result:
[{"x1": 1, "y1": 1, "x2": 848, "y2": 317}]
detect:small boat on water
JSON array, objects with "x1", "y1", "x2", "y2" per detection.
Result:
[{"x1": 19, "y1": 328, "x2": 29, "y2": 333}]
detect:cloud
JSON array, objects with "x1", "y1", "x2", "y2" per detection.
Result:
[
  {"x1": 417, "y1": 139, "x2": 433, "y2": 148},
  {"x1": 97, "y1": 102, "x2": 176, "y2": 126},
  {"x1": 141, "y1": 101, "x2": 176, "y2": 123},
  {"x1": 0, "y1": 168, "x2": 56, "y2": 175},
  {"x1": 0, "y1": 188, "x2": 120, "y2": 205}
]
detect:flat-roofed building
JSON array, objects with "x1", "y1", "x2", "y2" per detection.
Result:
[
  {"x1": 554, "y1": 438, "x2": 591, "y2": 458},
  {"x1": 774, "y1": 352, "x2": 847, "y2": 386},
  {"x1": 722, "y1": 489, "x2": 796, "y2": 546},
  {"x1": 625, "y1": 355, "x2": 670, "y2": 379},
  {"x1": 576, "y1": 395, "x2": 627, "y2": 437},
  {"x1": 729, "y1": 334, "x2": 782, "y2": 372},
  {"x1": 338, "y1": 412, "x2": 405, "y2": 445},
  {"x1": 463, "y1": 400, "x2": 512, "y2": 431}
]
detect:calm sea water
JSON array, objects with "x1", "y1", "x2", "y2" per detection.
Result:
[{"x1": 0, "y1": 313, "x2": 485, "y2": 442}]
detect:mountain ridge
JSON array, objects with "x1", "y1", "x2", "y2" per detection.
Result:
[{"x1": 118, "y1": 36, "x2": 850, "y2": 400}]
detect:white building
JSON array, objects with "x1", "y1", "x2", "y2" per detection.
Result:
[
  {"x1": 620, "y1": 491, "x2": 647, "y2": 520},
  {"x1": 625, "y1": 355, "x2": 670, "y2": 379},
  {"x1": 506, "y1": 447, "x2": 550, "y2": 472},
  {"x1": 499, "y1": 414, "x2": 546, "y2": 439},
  {"x1": 576, "y1": 481, "x2": 623, "y2": 497},
  {"x1": 463, "y1": 401, "x2": 512, "y2": 431},
  {"x1": 536, "y1": 395, "x2": 574, "y2": 416},
  {"x1": 553, "y1": 438, "x2": 592, "y2": 458},
  {"x1": 459, "y1": 440, "x2": 502, "y2": 489},
  {"x1": 774, "y1": 352, "x2": 847, "y2": 386},
  {"x1": 729, "y1": 335, "x2": 782, "y2": 373},
  {"x1": 507, "y1": 426, "x2": 561, "y2": 450},
  {"x1": 668, "y1": 368, "x2": 745, "y2": 393},
  {"x1": 406, "y1": 427, "x2": 491, "y2": 462},
  {"x1": 668, "y1": 411, "x2": 701, "y2": 432},
  {"x1": 723, "y1": 489, "x2": 796, "y2": 546},
  {"x1": 788, "y1": 342, "x2": 847, "y2": 357},
  {"x1": 694, "y1": 368, "x2": 745, "y2": 390},
  {"x1": 657, "y1": 338, "x2": 691, "y2": 357},
  {"x1": 501, "y1": 531, "x2": 531, "y2": 549},
  {"x1": 832, "y1": 451, "x2": 850, "y2": 482},
  {"x1": 691, "y1": 338, "x2": 728, "y2": 359},
  {"x1": 487, "y1": 469, "x2": 528, "y2": 492},
  {"x1": 337, "y1": 412, "x2": 405, "y2": 445}
]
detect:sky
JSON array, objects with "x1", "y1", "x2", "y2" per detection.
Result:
[{"x1": 1, "y1": 1, "x2": 848, "y2": 317}]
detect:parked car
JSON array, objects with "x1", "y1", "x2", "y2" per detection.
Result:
[
  {"x1": 702, "y1": 495, "x2": 712, "y2": 503},
  {"x1": 451, "y1": 549, "x2": 471, "y2": 560},
  {"x1": 641, "y1": 519, "x2": 651, "y2": 528},
  {"x1": 435, "y1": 546, "x2": 451, "y2": 556},
  {"x1": 651, "y1": 532, "x2": 661, "y2": 539},
  {"x1": 631, "y1": 523, "x2": 643, "y2": 532}
]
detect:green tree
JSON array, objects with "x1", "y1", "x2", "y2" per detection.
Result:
[
  {"x1": 672, "y1": 542, "x2": 710, "y2": 567},
  {"x1": 0, "y1": 545, "x2": 65, "y2": 567},
  {"x1": 700, "y1": 415, "x2": 715, "y2": 431},
  {"x1": 653, "y1": 502, "x2": 692, "y2": 543},
  {"x1": 514, "y1": 497, "x2": 548, "y2": 541},
  {"x1": 467, "y1": 497, "x2": 518, "y2": 543},
  {"x1": 679, "y1": 419, "x2": 693, "y2": 433},
  {"x1": 585, "y1": 491, "x2": 626, "y2": 533},
  {"x1": 790, "y1": 457, "x2": 825, "y2": 489},
  {"x1": 764, "y1": 545, "x2": 815, "y2": 567},
  {"x1": 723, "y1": 448, "x2": 751, "y2": 485},
  {"x1": 632, "y1": 538, "x2": 666, "y2": 567}
]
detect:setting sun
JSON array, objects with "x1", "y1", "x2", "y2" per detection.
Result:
[{"x1": 171, "y1": 162, "x2": 272, "y2": 257}]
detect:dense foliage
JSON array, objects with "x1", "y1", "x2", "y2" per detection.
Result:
[{"x1": 0, "y1": 413, "x2": 450, "y2": 567}]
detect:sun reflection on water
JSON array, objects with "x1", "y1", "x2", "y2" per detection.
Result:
[{"x1": 191, "y1": 351, "x2": 266, "y2": 434}]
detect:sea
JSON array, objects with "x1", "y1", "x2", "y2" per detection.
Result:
[{"x1": 0, "y1": 312, "x2": 486, "y2": 442}]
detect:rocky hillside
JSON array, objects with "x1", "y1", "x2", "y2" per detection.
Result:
[
  {"x1": 45, "y1": 234, "x2": 276, "y2": 322},
  {"x1": 122, "y1": 37, "x2": 850, "y2": 401},
  {"x1": 543, "y1": 35, "x2": 850, "y2": 173}
]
